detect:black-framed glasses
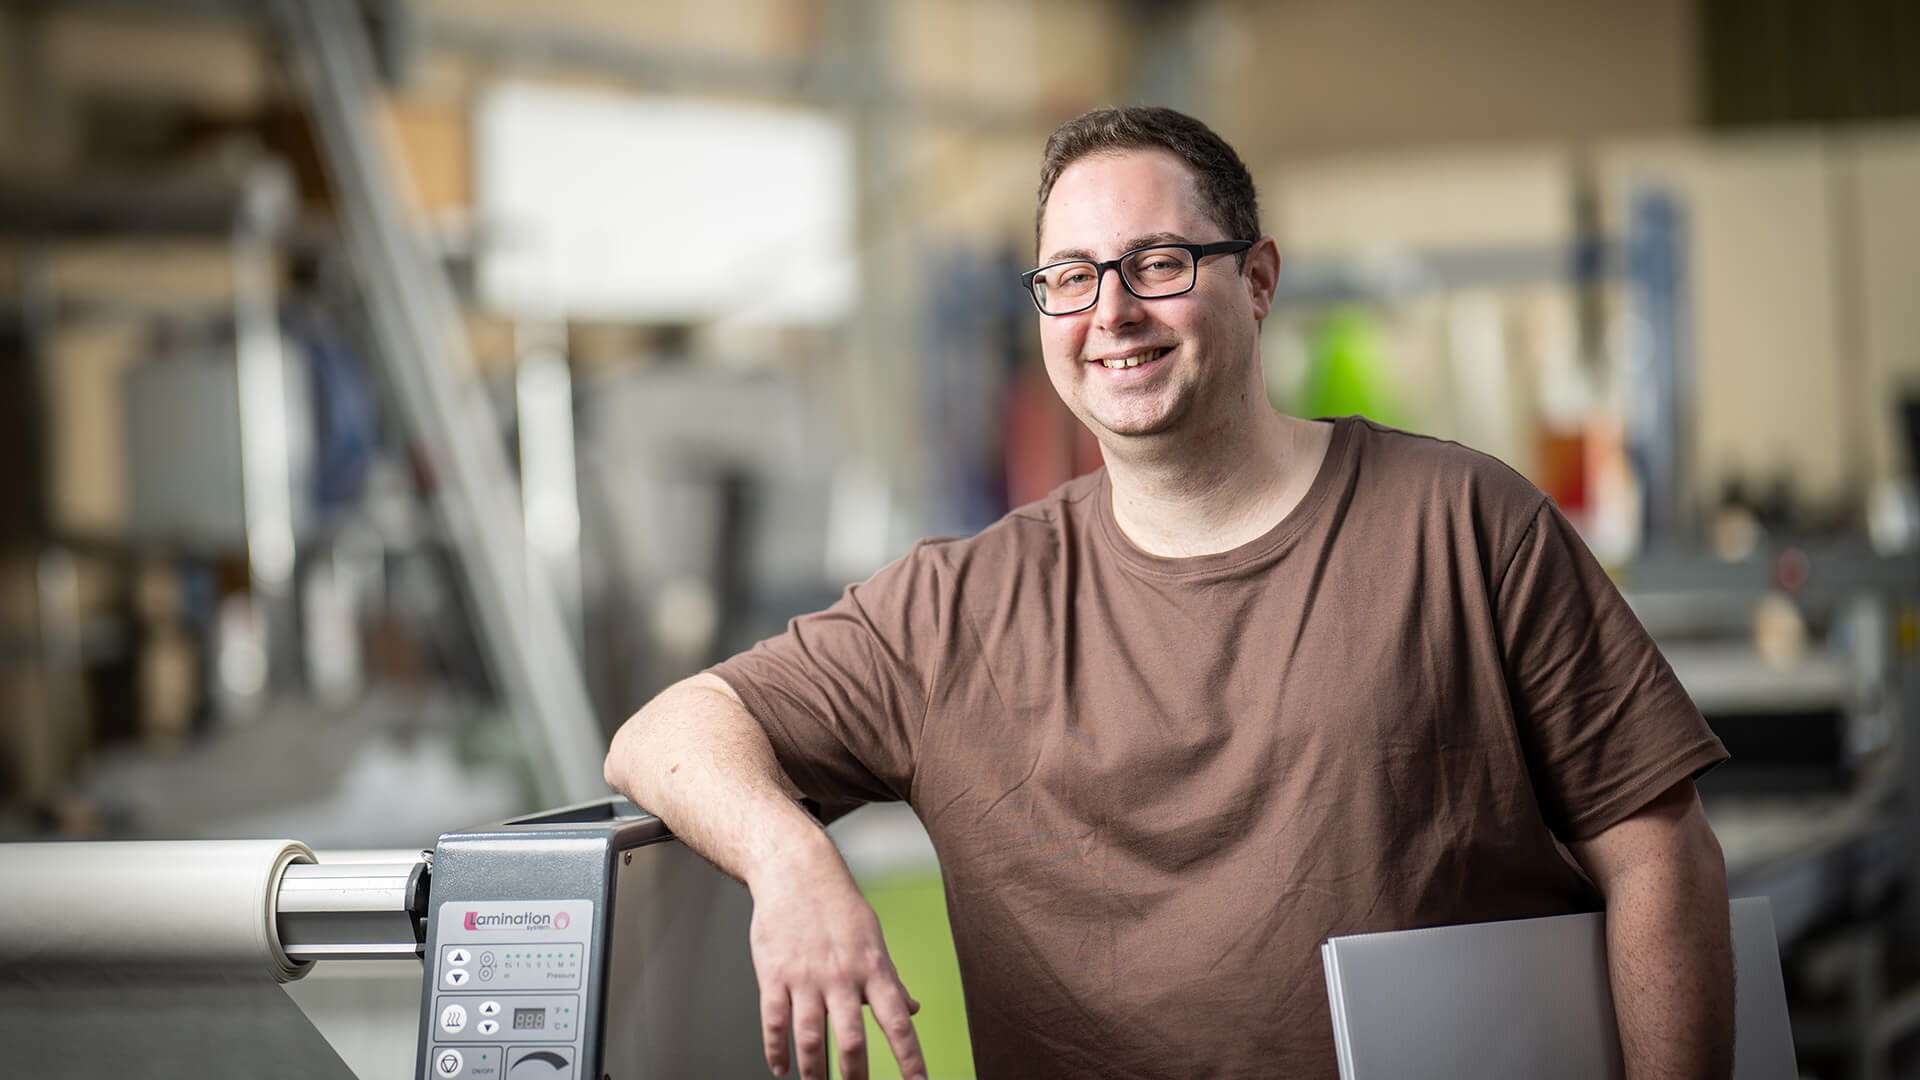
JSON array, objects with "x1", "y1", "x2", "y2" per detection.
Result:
[{"x1": 1021, "y1": 240, "x2": 1253, "y2": 316}]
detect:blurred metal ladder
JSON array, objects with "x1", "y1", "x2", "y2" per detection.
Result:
[{"x1": 270, "y1": 0, "x2": 605, "y2": 805}]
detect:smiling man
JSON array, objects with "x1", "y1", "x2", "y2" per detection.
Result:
[{"x1": 604, "y1": 106, "x2": 1734, "y2": 1080}]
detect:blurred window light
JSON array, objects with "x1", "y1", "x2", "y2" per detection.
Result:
[{"x1": 476, "y1": 83, "x2": 856, "y2": 325}]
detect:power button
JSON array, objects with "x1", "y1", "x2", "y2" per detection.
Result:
[{"x1": 430, "y1": 1044, "x2": 501, "y2": 1078}]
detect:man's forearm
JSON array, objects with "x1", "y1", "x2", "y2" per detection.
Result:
[
  {"x1": 1571, "y1": 780, "x2": 1734, "y2": 1079},
  {"x1": 1604, "y1": 861, "x2": 1733, "y2": 1077},
  {"x1": 604, "y1": 675, "x2": 930, "y2": 1080},
  {"x1": 603, "y1": 673, "x2": 840, "y2": 891}
]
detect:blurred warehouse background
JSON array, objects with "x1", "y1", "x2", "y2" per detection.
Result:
[{"x1": 0, "y1": 0, "x2": 1918, "y2": 1077}]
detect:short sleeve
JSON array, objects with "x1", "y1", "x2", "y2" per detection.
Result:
[
  {"x1": 1495, "y1": 501, "x2": 1728, "y2": 840},
  {"x1": 706, "y1": 541, "x2": 949, "y2": 809}
]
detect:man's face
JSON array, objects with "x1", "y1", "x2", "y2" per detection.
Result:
[{"x1": 1034, "y1": 149, "x2": 1270, "y2": 446}]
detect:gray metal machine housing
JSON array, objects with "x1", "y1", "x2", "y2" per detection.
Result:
[{"x1": 417, "y1": 799, "x2": 761, "y2": 1080}]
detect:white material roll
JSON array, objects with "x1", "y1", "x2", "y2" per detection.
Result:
[{"x1": 0, "y1": 839, "x2": 316, "y2": 983}]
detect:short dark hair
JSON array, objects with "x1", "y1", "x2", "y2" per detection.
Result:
[{"x1": 1035, "y1": 106, "x2": 1260, "y2": 257}]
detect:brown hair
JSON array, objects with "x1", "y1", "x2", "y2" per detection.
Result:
[{"x1": 1035, "y1": 106, "x2": 1260, "y2": 257}]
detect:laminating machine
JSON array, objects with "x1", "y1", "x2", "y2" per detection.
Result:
[{"x1": 0, "y1": 798, "x2": 766, "y2": 1080}]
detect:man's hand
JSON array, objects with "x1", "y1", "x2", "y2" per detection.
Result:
[{"x1": 749, "y1": 837, "x2": 926, "y2": 1080}]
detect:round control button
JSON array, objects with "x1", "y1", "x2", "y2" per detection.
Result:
[
  {"x1": 444, "y1": 969, "x2": 470, "y2": 987},
  {"x1": 478, "y1": 1000, "x2": 501, "y2": 1017},
  {"x1": 477, "y1": 1019, "x2": 500, "y2": 1036},
  {"x1": 447, "y1": 948, "x2": 471, "y2": 966},
  {"x1": 479, "y1": 951, "x2": 495, "y2": 966},
  {"x1": 478, "y1": 967, "x2": 494, "y2": 982},
  {"x1": 434, "y1": 1048, "x2": 464, "y2": 1076},
  {"x1": 439, "y1": 1003, "x2": 468, "y2": 1033}
]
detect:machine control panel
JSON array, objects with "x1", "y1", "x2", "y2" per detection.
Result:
[
  {"x1": 437, "y1": 942, "x2": 584, "y2": 990},
  {"x1": 429, "y1": 1044, "x2": 580, "y2": 1079},
  {"x1": 435, "y1": 992, "x2": 578, "y2": 1040},
  {"x1": 426, "y1": 900, "x2": 592, "y2": 1080}
]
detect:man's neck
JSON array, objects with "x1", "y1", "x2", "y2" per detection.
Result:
[{"x1": 1103, "y1": 410, "x2": 1332, "y2": 558}]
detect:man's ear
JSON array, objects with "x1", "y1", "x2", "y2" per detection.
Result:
[{"x1": 1245, "y1": 236, "x2": 1282, "y2": 321}]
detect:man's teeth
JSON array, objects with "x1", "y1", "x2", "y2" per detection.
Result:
[{"x1": 1100, "y1": 348, "x2": 1166, "y2": 370}]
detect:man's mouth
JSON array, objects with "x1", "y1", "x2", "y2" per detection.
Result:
[{"x1": 1094, "y1": 347, "x2": 1169, "y2": 370}]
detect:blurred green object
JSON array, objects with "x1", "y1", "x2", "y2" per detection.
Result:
[
  {"x1": 832, "y1": 870, "x2": 974, "y2": 1079},
  {"x1": 1301, "y1": 307, "x2": 1402, "y2": 426}
]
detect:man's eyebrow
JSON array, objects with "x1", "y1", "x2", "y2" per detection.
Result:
[
  {"x1": 1123, "y1": 231, "x2": 1190, "y2": 250},
  {"x1": 1041, "y1": 231, "x2": 1192, "y2": 265}
]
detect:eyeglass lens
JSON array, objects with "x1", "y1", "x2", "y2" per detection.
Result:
[{"x1": 1032, "y1": 246, "x2": 1197, "y2": 313}]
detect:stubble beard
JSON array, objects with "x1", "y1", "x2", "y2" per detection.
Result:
[{"x1": 1076, "y1": 365, "x2": 1196, "y2": 446}]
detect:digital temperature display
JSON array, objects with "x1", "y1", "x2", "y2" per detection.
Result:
[{"x1": 513, "y1": 1008, "x2": 545, "y2": 1030}]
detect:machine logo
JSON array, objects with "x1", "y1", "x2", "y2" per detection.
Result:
[{"x1": 463, "y1": 909, "x2": 558, "y2": 931}]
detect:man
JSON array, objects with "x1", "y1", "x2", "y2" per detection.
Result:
[{"x1": 604, "y1": 106, "x2": 1734, "y2": 1080}]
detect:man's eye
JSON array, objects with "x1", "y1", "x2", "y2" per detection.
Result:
[{"x1": 1057, "y1": 269, "x2": 1095, "y2": 288}]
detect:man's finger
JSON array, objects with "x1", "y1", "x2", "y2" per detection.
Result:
[
  {"x1": 759, "y1": 982, "x2": 791, "y2": 1076},
  {"x1": 867, "y1": 979, "x2": 928, "y2": 1080},
  {"x1": 790, "y1": 992, "x2": 829, "y2": 1080},
  {"x1": 826, "y1": 988, "x2": 870, "y2": 1080}
]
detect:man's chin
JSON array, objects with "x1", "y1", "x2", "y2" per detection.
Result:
[{"x1": 1086, "y1": 406, "x2": 1184, "y2": 443}]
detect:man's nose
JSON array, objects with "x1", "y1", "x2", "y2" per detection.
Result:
[{"x1": 1091, "y1": 266, "x2": 1145, "y2": 329}]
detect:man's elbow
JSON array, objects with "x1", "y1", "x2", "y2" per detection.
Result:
[
  {"x1": 1575, "y1": 778, "x2": 1728, "y2": 902},
  {"x1": 1688, "y1": 814, "x2": 1729, "y2": 893},
  {"x1": 1666, "y1": 791, "x2": 1730, "y2": 905},
  {"x1": 602, "y1": 690, "x2": 669, "y2": 795},
  {"x1": 604, "y1": 712, "x2": 641, "y2": 794},
  {"x1": 602, "y1": 742, "x2": 627, "y2": 793},
  {"x1": 602, "y1": 674, "x2": 746, "y2": 794}
]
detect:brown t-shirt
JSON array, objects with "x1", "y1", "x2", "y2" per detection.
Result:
[{"x1": 711, "y1": 417, "x2": 1727, "y2": 1079}]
